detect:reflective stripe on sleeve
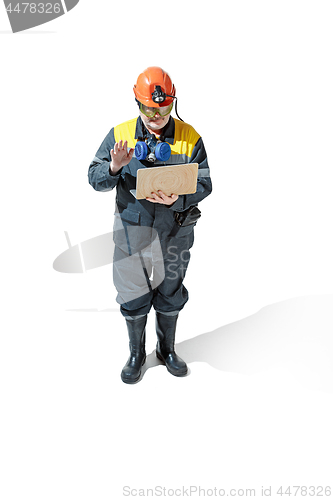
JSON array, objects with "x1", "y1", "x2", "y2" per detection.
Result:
[{"x1": 197, "y1": 168, "x2": 210, "y2": 178}]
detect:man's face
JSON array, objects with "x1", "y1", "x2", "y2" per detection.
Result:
[
  {"x1": 139, "y1": 110, "x2": 171, "y2": 134},
  {"x1": 138, "y1": 102, "x2": 172, "y2": 134}
]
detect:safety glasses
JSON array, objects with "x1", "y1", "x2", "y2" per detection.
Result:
[{"x1": 139, "y1": 101, "x2": 173, "y2": 118}]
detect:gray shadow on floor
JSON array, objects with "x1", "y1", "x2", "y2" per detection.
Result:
[
  {"x1": 67, "y1": 308, "x2": 119, "y2": 312},
  {"x1": 0, "y1": 30, "x2": 56, "y2": 34},
  {"x1": 68, "y1": 295, "x2": 333, "y2": 391},
  {"x1": 175, "y1": 294, "x2": 333, "y2": 393}
]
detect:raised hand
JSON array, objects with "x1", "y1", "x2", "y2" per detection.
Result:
[{"x1": 110, "y1": 140, "x2": 134, "y2": 174}]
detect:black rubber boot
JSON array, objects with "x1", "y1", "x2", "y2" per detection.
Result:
[
  {"x1": 121, "y1": 315, "x2": 147, "y2": 384},
  {"x1": 155, "y1": 312, "x2": 188, "y2": 377}
]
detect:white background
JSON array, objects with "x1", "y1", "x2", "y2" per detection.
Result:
[{"x1": 1, "y1": 1, "x2": 333, "y2": 499}]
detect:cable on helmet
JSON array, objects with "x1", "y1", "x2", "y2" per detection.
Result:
[{"x1": 151, "y1": 85, "x2": 183, "y2": 122}]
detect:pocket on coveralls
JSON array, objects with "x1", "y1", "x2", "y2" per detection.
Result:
[
  {"x1": 113, "y1": 207, "x2": 153, "y2": 255},
  {"x1": 113, "y1": 207, "x2": 140, "y2": 253}
]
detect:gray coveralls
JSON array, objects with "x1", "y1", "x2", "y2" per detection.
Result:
[{"x1": 88, "y1": 116, "x2": 212, "y2": 318}]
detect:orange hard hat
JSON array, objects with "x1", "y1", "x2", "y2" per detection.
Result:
[{"x1": 133, "y1": 66, "x2": 176, "y2": 107}]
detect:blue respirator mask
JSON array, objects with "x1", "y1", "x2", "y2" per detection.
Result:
[{"x1": 135, "y1": 134, "x2": 171, "y2": 163}]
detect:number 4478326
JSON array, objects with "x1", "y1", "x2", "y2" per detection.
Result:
[{"x1": 6, "y1": 3, "x2": 61, "y2": 14}]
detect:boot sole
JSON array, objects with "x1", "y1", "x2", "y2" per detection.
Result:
[{"x1": 156, "y1": 351, "x2": 188, "y2": 377}]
